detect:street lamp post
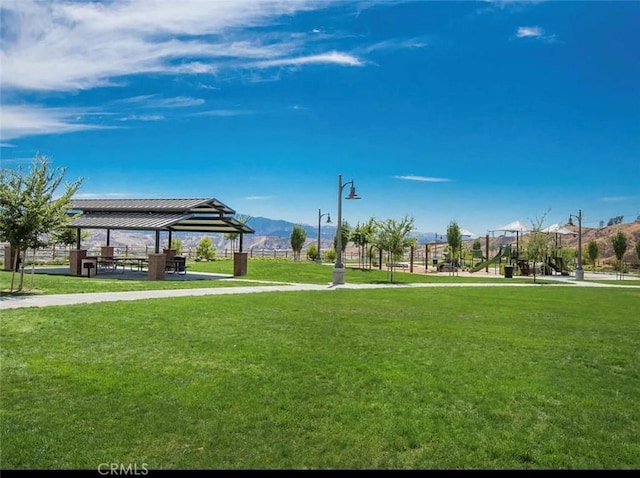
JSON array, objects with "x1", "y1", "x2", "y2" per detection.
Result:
[
  {"x1": 317, "y1": 209, "x2": 331, "y2": 263},
  {"x1": 568, "y1": 209, "x2": 584, "y2": 281},
  {"x1": 333, "y1": 174, "x2": 360, "y2": 285}
]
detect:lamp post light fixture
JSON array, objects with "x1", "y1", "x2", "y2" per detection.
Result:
[
  {"x1": 333, "y1": 174, "x2": 360, "y2": 285},
  {"x1": 568, "y1": 209, "x2": 584, "y2": 281},
  {"x1": 316, "y1": 209, "x2": 332, "y2": 263}
]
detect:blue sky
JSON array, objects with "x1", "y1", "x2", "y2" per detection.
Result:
[{"x1": 1, "y1": 0, "x2": 639, "y2": 237}]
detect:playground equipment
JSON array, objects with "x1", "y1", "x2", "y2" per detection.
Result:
[{"x1": 469, "y1": 245, "x2": 511, "y2": 273}]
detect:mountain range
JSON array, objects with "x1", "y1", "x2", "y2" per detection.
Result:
[{"x1": 84, "y1": 215, "x2": 640, "y2": 265}]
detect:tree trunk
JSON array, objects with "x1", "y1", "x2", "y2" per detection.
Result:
[
  {"x1": 17, "y1": 249, "x2": 27, "y2": 292},
  {"x1": 10, "y1": 247, "x2": 19, "y2": 292},
  {"x1": 30, "y1": 247, "x2": 38, "y2": 290}
]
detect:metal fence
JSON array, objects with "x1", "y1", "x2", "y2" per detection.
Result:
[{"x1": 0, "y1": 244, "x2": 433, "y2": 266}]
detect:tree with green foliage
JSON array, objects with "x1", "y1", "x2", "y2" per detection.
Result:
[
  {"x1": 351, "y1": 218, "x2": 377, "y2": 269},
  {"x1": 333, "y1": 221, "x2": 352, "y2": 258},
  {"x1": 306, "y1": 243, "x2": 319, "y2": 262},
  {"x1": 524, "y1": 214, "x2": 552, "y2": 283},
  {"x1": 195, "y1": 236, "x2": 216, "y2": 261},
  {"x1": 0, "y1": 154, "x2": 82, "y2": 292},
  {"x1": 636, "y1": 238, "x2": 640, "y2": 265},
  {"x1": 170, "y1": 238, "x2": 183, "y2": 255},
  {"x1": 374, "y1": 215, "x2": 415, "y2": 282},
  {"x1": 471, "y1": 239, "x2": 484, "y2": 266},
  {"x1": 290, "y1": 224, "x2": 307, "y2": 261},
  {"x1": 325, "y1": 248, "x2": 336, "y2": 263},
  {"x1": 446, "y1": 221, "x2": 462, "y2": 275},
  {"x1": 611, "y1": 231, "x2": 628, "y2": 279},
  {"x1": 587, "y1": 240, "x2": 599, "y2": 271}
]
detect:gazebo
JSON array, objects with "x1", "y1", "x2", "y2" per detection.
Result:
[{"x1": 66, "y1": 198, "x2": 254, "y2": 280}]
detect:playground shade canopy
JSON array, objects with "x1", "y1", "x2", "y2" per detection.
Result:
[
  {"x1": 543, "y1": 224, "x2": 575, "y2": 235},
  {"x1": 494, "y1": 220, "x2": 532, "y2": 233}
]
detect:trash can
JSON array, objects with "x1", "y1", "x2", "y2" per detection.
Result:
[
  {"x1": 81, "y1": 258, "x2": 97, "y2": 278},
  {"x1": 504, "y1": 265, "x2": 514, "y2": 279},
  {"x1": 174, "y1": 256, "x2": 186, "y2": 273},
  {"x1": 432, "y1": 259, "x2": 438, "y2": 266}
]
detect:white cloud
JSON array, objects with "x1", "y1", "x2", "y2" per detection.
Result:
[
  {"x1": 357, "y1": 37, "x2": 429, "y2": 54},
  {"x1": 515, "y1": 25, "x2": 557, "y2": 43},
  {"x1": 249, "y1": 51, "x2": 364, "y2": 69},
  {"x1": 118, "y1": 115, "x2": 164, "y2": 122},
  {"x1": 198, "y1": 83, "x2": 221, "y2": 91},
  {"x1": 112, "y1": 95, "x2": 204, "y2": 108},
  {"x1": 189, "y1": 110, "x2": 253, "y2": 117},
  {"x1": 244, "y1": 195, "x2": 272, "y2": 201},
  {"x1": 516, "y1": 26, "x2": 543, "y2": 38},
  {"x1": 146, "y1": 96, "x2": 205, "y2": 108},
  {"x1": 73, "y1": 191, "x2": 137, "y2": 199},
  {"x1": 0, "y1": 0, "x2": 361, "y2": 92},
  {"x1": 0, "y1": 104, "x2": 112, "y2": 141},
  {"x1": 394, "y1": 175, "x2": 451, "y2": 183},
  {"x1": 600, "y1": 196, "x2": 634, "y2": 203},
  {"x1": 0, "y1": 143, "x2": 16, "y2": 148}
]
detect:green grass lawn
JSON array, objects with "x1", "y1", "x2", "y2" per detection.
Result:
[
  {"x1": 1, "y1": 285, "x2": 638, "y2": 469},
  {"x1": 588, "y1": 279, "x2": 640, "y2": 287}
]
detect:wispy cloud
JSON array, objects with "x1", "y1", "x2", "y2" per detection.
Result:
[
  {"x1": 117, "y1": 115, "x2": 165, "y2": 122},
  {"x1": 148, "y1": 96, "x2": 205, "y2": 108},
  {"x1": 189, "y1": 110, "x2": 253, "y2": 117},
  {"x1": 516, "y1": 26, "x2": 543, "y2": 38},
  {"x1": 515, "y1": 26, "x2": 557, "y2": 42},
  {"x1": 249, "y1": 52, "x2": 364, "y2": 69},
  {"x1": 198, "y1": 83, "x2": 221, "y2": 91},
  {"x1": 357, "y1": 37, "x2": 429, "y2": 54},
  {"x1": 600, "y1": 196, "x2": 634, "y2": 203},
  {"x1": 73, "y1": 192, "x2": 137, "y2": 199},
  {"x1": 0, "y1": 1, "x2": 375, "y2": 140},
  {"x1": 116, "y1": 95, "x2": 205, "y2": 109},
  {"x1": 0, "y1": 156, "x2": 37, "y2": 166},
  {"x1": 244, "y1": 195, "x2": 272, "y2": 201},
  {"x1": 0, "y1": 1, "x2": 364, "y2": 93},
  {"x1": 477, "y1": 0, "x2": 543, "y2": 15},
  {"x1": 0, "y1": 143, "x2": 16, "y2": 148},
  {"x1": 394, "y1": 175, "x2": 451, "y2": 183},
  {"x1": 0, "y1": 104, "x2": 113, "y2": 141}
]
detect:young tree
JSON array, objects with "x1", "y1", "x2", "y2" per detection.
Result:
[
  {"x1": 170, "y1": 238, "x2": 183, "y2": 255},
  {"x1": 351, "y1": 218, "x2": 377, "y2": 269},
  {"x1": 611, "y1": 231, "x2": 628, "y2": 279},
  {"x1": 0, "y1": 154, "x2": 82, "y2": 292},
  {"x1": 524, "y1": 219, "x2": 552, "y2": 283},
  {"x1": 446, "y1": 221, "x2": 462, "y2": 276},
  {"x1": 587, "y1": 240, "x2": 599, "y2": 271},
  {"x1": 636, "y1": 238, "x2": 640, "y2": 264},
  {"x1": 306, "y1": 243, "x2": 319, "y2": 262},
  {"x1": 471, "y1": 239, "x2": 484, "y2": 266},
  {"x1": 374, "y1": 215, "x2": 415, "y2": 282},
  {"x1": 333, "y1": 221, "x2": 352, "y2": 260},
  {"x1": 290, "y1": 224, "x2": 307, "y2": 261},
  {"x1": 195, "y1": 236, "x2": 216, "y2": 261}
]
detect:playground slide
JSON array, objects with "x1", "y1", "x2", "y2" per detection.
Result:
[{"x1": 470, "y1": 247, "x2": 505, "y2": 273}]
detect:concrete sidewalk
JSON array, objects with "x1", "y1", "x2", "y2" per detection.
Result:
[{"x1": 2, "y1": 274, "x2": 637, "y2": 310}]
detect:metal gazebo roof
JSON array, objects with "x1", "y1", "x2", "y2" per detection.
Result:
[{"x1": 67, "y1": 198, "x2": 254, "y2": 234}]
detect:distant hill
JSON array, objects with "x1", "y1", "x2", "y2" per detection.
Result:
[{"x1": 483, "y1": 221, "x2": 640, "y2": 266}]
